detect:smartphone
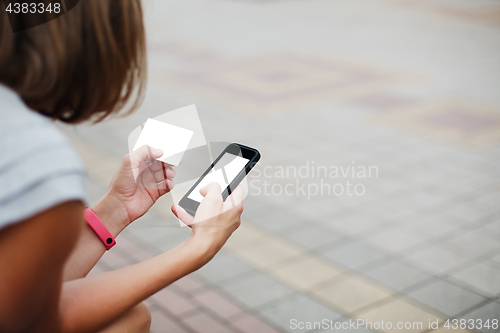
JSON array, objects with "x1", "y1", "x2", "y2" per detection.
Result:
[{"x1": 178, "y1": 143, "x2": 261, "y2": 216}]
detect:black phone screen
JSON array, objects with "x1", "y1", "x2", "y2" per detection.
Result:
[
  {"x1": 187, "y1": 152, "x2": 250, "y2": 203},
  {"x1": 179, "y1": 143, "x2": 260, "y2": 216}
]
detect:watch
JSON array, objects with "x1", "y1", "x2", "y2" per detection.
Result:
[{"x1": 84, "y1": 207, "x2": 116, "y2": 250}]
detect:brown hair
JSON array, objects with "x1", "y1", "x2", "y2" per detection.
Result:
[{"x1": 0, "y1": 0, "x2": 146, "y2": 123}]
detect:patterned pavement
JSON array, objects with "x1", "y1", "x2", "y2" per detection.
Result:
[{"x1": 59, "y1": 0, "x2": 500, "y2": 332}]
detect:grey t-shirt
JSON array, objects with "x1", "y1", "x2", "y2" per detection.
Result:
[{"x1": 0, "y1": 85, "x2": 87, "y2": 229}]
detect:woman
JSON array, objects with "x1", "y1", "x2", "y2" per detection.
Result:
[{"x1": 0, "y1": 1, "x2": 243, "y2": 332}]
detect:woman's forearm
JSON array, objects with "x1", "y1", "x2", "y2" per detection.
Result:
[
  {"x1": 60, "y1": 236, "x2": 215, "y2": 333},
  {"x1": 63, "y1": 195, "x2": 129, "y2": 281}
]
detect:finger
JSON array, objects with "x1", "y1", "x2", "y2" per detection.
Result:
[
  {"x1": 199, "y1": 182, "x2": 221, "y2": 197},
  {"x1": 143, "y1": 167, "x2": 175, "y2": 193},
  {"x1": 135, "y1": 145, "x2": 163, "y2": 162},
  {"x1": 148, "y1": 160, "x2": 165, "y2": 172},
  {"x1": 193, "y1": 182, "x2": 223, "y2": 222},
  {"x1": 172, "y1": 204, "x2": 194, "y2": 226},
  {"x1": 137, "y1": 165, "x2": 162, "y2": 190},
  {"x1": 148, "y1": 162, "x2": 175, "y2": 181},
  {"x1": 230, "y1": 185, "x2": 244, "y2": 203},
  {"x1": 199, "y1": 182, "x2": 222, "y2": 200},
  {"x1": 159, "y1": 178, "x2": 175, "y2": 196},
  {"x1": 129, "y1": 145, "x2": 163, "y2": 180},
  {"x1": 164, "y1": 166, "x2": 176, "y2": 179},
  {"x1": 223, "y1": 185, "x2": 244, "y2": 212}
]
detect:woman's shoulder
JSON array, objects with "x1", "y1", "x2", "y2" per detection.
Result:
[
  {"x1": 0, "y1": 85, "x2": 88, "y2": 229},
  {"x1": 0, "y1": 85, "x2": 68, "y2": 144}
]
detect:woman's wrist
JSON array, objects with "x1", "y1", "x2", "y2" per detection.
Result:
[
  {"x1": 186, "y1": 234, "x2": 222, "y2": 268},
  {"x1": 91, "y1": 194, "x2": 130, "y2": 237}
]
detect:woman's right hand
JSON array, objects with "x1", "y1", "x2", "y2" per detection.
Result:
[{"x1": 171, "y1": 182, "x2": 244, "y2": 260}]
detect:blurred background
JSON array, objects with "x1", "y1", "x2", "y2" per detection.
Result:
[{"x1": 59, "y1": 0, "x2": 500, "y2": 332}]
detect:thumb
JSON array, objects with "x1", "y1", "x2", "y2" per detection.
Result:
[
  {"x1": 199, "y1": 182, "x2": 222, "y2": 201},
  {"x1": 194, "y1": 182, "x2": 223, "y2": 222}
]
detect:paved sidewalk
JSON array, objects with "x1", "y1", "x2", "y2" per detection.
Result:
[{"x1": 62, "y1": 0, "x2": 500, "y2": 332}]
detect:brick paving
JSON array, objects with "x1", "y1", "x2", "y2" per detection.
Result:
[{"x1": 63, "y1": 0, "x2": 500, "y2": 332}]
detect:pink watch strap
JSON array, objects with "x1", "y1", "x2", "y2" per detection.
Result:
[{"x1": 84, "y1": 207, "x2": 116, "y2": 250}]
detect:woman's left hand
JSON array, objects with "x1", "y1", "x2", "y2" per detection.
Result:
[{"x1": 93, "y1": 145, "x2": 175, "y2": 233}]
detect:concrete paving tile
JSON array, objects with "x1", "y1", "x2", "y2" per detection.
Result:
[
  {"x1": 365, "y1": 228, "x2": 429, "y2": 253},
  {"x1": 313, "y1": 238, "x2": 352, "y2": 254},
  {"x1": 460, "y1": 301, "x2": 500, "y2": 333},
  {"x1": 86, "y1": 180, "x2": 107, "y2": 205},
  {"x1": 224, "y1": 224, "x2": 269, "y2": 249},
  {"x1": 99, "y1": 247, "x2": 134, "y2": 270},
  {"x1": 314, "y1": 275, "x2": 393, "y2": 313},
  {"x1": 150, "y1": 235, "x2": 190, "y2": 253},
  {"x1": 443, "y1": 232, "x2": 500, "y2": 259},
  {"x1": 125, "y1": 224, "x2": 186, "y2": 246},
  {"x1": 150, "y1": 309, "x2": 190, "y2": 333},
  {"x1": 351, "y1": 93, "x2": 415, "y2": 110},
  {"x1": 321, "y1": 242, "x2": 387, "y2": 269},
  {"x1": 444, "y1": 205, "x2": 491, "y2": 224},
  {"x1": 152, "y1": 287, "x2": 198, "y2": 316},
  {"x1": 230, "y1": 313, "x2": 283, "y2": 333},
  {"x1": 433, "y1": 208, "x2": 477, "y2": 226},
  {"x1": 269, "y1": 254, "x2": 344, "y2": 290},
  {"x1": 193, "y1": 289, "x2": 244, "y2": 319},
  {"x1": 407, "y1": 217, "x2": 457, "y2": 238},
  {"x1": 220, "y1": 272, "x2": 294, "y2": 308},
  {"x1": 407, "y1": 280, "x2": 486, "y2": 317},
  {"x1": 195, "y1": 251, "x2": 253, "y2": 284},
  {"x1": 483, "y1": 221, "x2": 500, "y2": 235},
  {"x1": 248, "y1": 209, "x2": 307, "y2": 233},
  {"x1": 115, "y1": 234, "x2": 157, "y2": 262},
  {"x1": 482, "y1": 258, "x2": 500, "y2": 271},
  {"x1": 284, "y1": 224, "x2": 341, "y2": 250},
  {"x1": 466, "y1": 199, "x2": 500, "y2": 217},
  {"x1": 450, "y1": 263, "x2": 500, "y2": 297},
  {"x1": 370, "y1": 203, "x2": 419, "y2": 221},
  {"x1": 114, "y1": 234, "x2": 147, "y2": 252},
  {"x1": 406, "y1": 245, "x2": 470, "y2": 274},
  {"x1": 489, "y1": 253, "x2": 500, "y2": 264},
  {"x1": 182, "y1": 312, "x2": 233, "y2": 333},
  {"x1": 363, "y1": 261, "x2": 432, "y2": 291},
  {"x1": 171, "y1": 274, "x2": 206, "y2": 293},
  {"x1": 259, "y1": 294, "x2": 343, "y2": 333},
  {"x1": 228, "y1": 236, "x2": 304, "y2": 268},
  {"x1": 412, "y1": 191, "x2": 449, "y2": 208},
  {"x1": 292, "y1": 197, "x2": 347, "y2": 220},
  {"x1": 324, "y1": 216, "x2": 380, "y2": 235},
  {"x1": 476, "y1": 193, "x2": 500, "y2": 209},
  {"x1": 357, "y1": 298, "x2": 442, "y2": 333}
]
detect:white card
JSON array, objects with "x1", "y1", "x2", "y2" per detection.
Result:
[{"x1": 133, "y1": 118, "x2": 194, "y2": 166}]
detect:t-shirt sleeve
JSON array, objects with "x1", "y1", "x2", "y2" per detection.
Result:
[{"x1": 0, "y1": 114, "x2": 87, "y2": 229}]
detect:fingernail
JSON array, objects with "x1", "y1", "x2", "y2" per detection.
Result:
[{"x1": 155, "y1": 148, "x2": 163, "y2": 155}]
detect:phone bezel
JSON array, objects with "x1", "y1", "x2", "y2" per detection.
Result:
[{"x1": 178, "y1": 143, "x2": 260, "y2": 216}]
